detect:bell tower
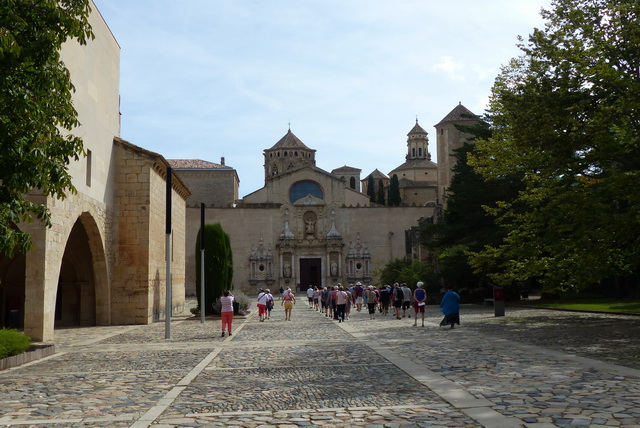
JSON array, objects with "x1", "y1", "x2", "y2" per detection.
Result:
[
  {"x1": 406, "y1": 119, "x2": 430, "y2": 161},
  {"x1": 435, "y1": 103, "x2": 479, "y2": 205},
  {"x1": 263, "y1": 128, "x2": 316, "y2": 183}
]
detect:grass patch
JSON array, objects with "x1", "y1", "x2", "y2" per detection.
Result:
[{"x1": 531, "y1": 299, "x2": 640, "y2": 314}]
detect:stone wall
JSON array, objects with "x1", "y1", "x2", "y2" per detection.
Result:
[
  {"x1": 400, "y1": 186, "x2": 438, "y2": 206},
  {"x1": 148, "y1": 164, "x2": 186, "y2": 321},
  {"x1": 178, "y1": 169, "x2": 238, "y2": 207},
  {"x1": 110, "y1": 142, "x2": 187, "y2": 324},
  {"x1": 111, "y1": 144, "x2": 152, "y2": 324},
  {"x1": 184, "y1": 204, "x2": 433, "y2": 295}
]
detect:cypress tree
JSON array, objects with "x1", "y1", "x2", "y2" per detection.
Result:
[
  {"x1": 195, "y1": 223, "x2": 233, "y2": 314},
  {"x1": 376, "y1": 179, "x2": 386, "y2": 205},
  {"x1": 389, "y1": 174, "x2": 401, "y2": 206},
  {"x1": 366, "y1": 175, "x2": 376, "y2": 202}
]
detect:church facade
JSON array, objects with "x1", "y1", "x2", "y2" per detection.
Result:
[{"x1": 179, "y1": 106, "x2": 479, "y2": 295}]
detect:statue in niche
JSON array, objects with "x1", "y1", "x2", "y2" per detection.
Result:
[
  {"x1": 283, "y1": 261, "x2": 292, "y2": 278},
  {"x1": 305, "y1": 218, "x2": 315, "y2": 235},
  {"x1": 330, "y1": 261, "x2": 338, "y2": 277}
]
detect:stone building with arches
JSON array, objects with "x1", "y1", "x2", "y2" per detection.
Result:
[
  {"x1": 0, "y1": 2, "x2": 480, "y2": 339},
  {"x1": 0, "y1": 2, "x2": 189, "y2": 341}
]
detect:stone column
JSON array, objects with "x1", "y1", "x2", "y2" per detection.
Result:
[{"x1": 23, "y1": 220, "x2": 64, "y2": 342}]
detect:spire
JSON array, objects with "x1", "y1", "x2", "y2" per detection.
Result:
[{"x1": 408, "y1": 119, "x2": 427, "y2": 136}]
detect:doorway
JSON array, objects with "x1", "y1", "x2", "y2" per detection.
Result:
[{"x1": 299, "y1": 258, "x2": 321, "y2": 291}]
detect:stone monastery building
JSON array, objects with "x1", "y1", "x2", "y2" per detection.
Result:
[
  {"x1": 176, "y1": 105, "x2": 478, "y2": 297},
  {"x1": 0, "y1": 1, "x2": 478, "y2": 341}
]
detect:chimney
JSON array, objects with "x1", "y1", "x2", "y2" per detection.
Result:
[{"x1": 221, "y1": 157, "x2": 225, "y2": 166}]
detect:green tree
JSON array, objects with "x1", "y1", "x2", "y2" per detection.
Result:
[
  {"x1": 388, "y1": 174, "x2": 401, "y2": 206},
  {"x1": 377, "y1": 258, "x2": 439, "y2": 296},
  {"x1": 366, "y1": 175, "x2": 375, "y2": 202},
  {"x1": 468, "y1": 0, "x2": 640, "y2": 295},
  {"x1": 423, "y1": 138, "x2": 524, "y2": 289},
  {"x1": 195, "y1": 223, "x2": 234, "y2": 314},
  {"x1": 376, "y1": 179, "x2": 385, "y2": 205},
  {"x1": 0, "y1": 0, "x2": 94, "y2": 257}
]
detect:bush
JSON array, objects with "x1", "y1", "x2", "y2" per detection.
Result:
[
  {"x1": 211, "y1": 290, "x2": 252, "y2": 315},
  {"x1": 233, "y1": 291, "x2": 252, "y2": 312},
  {"x1": 0, "y1": 329, "x2": 31, "y2": 359}
]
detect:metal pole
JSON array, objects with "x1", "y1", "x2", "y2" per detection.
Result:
[
  {"x1": 200, "y1": 249, "x2": 205, "y2": 323},
  {"x1": 165, "y1": 235, "x2": 172, "y2": 338},
  {"x1": 165, "y1": 166, "x2": 172, "y2": 339},
  {"x1": 200, "y1": 202, "x2": 206, "y2": 324}
]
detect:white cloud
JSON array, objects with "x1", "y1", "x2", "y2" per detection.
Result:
[{"x1": 431, "y1": 56, "x2": 468, "y2": 81}]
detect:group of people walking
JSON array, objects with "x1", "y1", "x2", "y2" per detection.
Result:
[
  {"x1": 216, "y1": 281, "x2": 462, "y2": 336},
  {"x1": 303, "y1": 281, "x2": 461, "y2": 328}
]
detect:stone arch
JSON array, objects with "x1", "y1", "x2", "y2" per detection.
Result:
[{"x1": 56, "y1": 212, "x2": 110, "y2": 327}]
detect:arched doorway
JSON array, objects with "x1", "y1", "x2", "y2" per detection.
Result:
[
  {"x1": 55, "y1": 220, "x2": 96, "y2": 327},
  {"x1": 54, "y1": 211, "x2": 110, "y2": 329}
]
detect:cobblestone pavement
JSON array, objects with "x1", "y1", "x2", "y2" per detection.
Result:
[{"x1": 0, "y1": 300, "x2": 639, "y2": 427}]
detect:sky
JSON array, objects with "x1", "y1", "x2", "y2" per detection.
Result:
[{"x1": 94, "y1": 0, "x2": 550, "y2": 196}]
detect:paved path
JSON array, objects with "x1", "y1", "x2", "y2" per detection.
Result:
[{"x1": 1, "y1": 298, "x2": 640, "y2": 427}]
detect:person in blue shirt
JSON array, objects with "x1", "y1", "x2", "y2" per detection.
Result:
[
  {"x1": 412, "y1": 281, "x2": 427, "y2": 327},
  {"x1": 440, "y1": 286, "x2": 461, "y2": 329}
]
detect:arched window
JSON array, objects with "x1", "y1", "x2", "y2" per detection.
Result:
[
  {"x1": 349, "y1": 177, "x2": 356, "y2": 189},
  {"x1": 289, "y1": 180, "x2": 324, "y2": 203}
]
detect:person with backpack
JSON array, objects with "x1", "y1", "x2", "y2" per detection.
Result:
[
  {"x1": 257, "y1": 289, "x2": 270, "y2": 322},
  {"x1": 281, "y1": 287, "x2": 296, "y2": 321},
  {"x1": 321, "y1": 286, "x2": 330, "y2": 317},
  {"x1": 401, "y1": 283, "x2": 412, "y2": 318},
  {"x1": 392, "y1": 283, "x2": 403, "y2": 320},
  {"x1": 379, "y1": 286, "x2": 390, "y2": 315},
  {"x1": 413, "y1": 281, "x2": 427, "y2": 327},
  {"x1": 264, "y1": 289, "x2": 274, "y2": 320}
]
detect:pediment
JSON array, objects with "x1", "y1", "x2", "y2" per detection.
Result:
[{"x1": 293, "y1": 194, "x2": 326, "y2": 206}]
